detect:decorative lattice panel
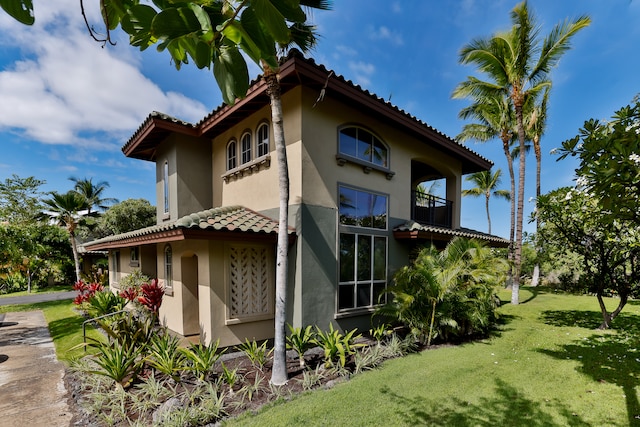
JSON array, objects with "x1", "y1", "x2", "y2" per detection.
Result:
[{"x1": 229, "y1": 246, "x2": 270, "y2": 318}]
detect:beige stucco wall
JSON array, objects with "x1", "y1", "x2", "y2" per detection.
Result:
[
  {"x1": 157, "y1": 239, "x2": 275, "y2": 347},
  {"x1": 212, "y1": 87, "x2": 303, "y2": 213},
  {"x1": 298, "y1": 86, "x2": 462, "y2": 227},
  {"x1": 155, "y1": 134, "x2": 212, "y2": 223}
]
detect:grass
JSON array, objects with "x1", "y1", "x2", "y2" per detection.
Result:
[
  {"x1": 0, "y1": 298, "x2": 103, "y2": 363},
  {"x1": 225, "y1": 287, "x2": 640, "y2": 427},
  {"x1": 0, "y1": 283, "x2": 72, "y2": 298}
]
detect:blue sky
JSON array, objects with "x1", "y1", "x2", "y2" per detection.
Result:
[{"x1": 0, "y1": 0, "x2": 638, "y2": 239}]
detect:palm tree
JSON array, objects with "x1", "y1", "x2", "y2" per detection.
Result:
[
  {"x1": 43, "y1": 191, "x2": 89, "y2": 284},
  {"x1": 462, "y1": 169, "x2": 511, "y2": 235},
  {"x1": 70, "y1": 177, "x2": 118, "y2": 215},
  {"x1": 527, "y1": 87, "x2": 550, "y2": 286},
  {"x1": 455, "y1": 94, "x2": 517, "y2": 284},
  {"x1": 457, "y1": 1, "x2": 590, "y2": 304}
]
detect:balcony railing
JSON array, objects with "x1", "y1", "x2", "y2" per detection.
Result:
[{"x1": 411, "y1": 191, "x2": 453, "y2": 228}]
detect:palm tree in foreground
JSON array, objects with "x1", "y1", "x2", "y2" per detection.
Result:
[
  {"x1": 457, "y1": 1, "x2": 590, "y2": 304},
  {"x1": 462, "y1": 169, "x2": 511, "y2": 235},
  {"x1": 43, "y1": 191, "x2": 89, "y2": 284}
]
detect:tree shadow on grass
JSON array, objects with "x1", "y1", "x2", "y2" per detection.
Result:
[
  {"x1": 380, "y1": 378, "x2": 590, "y2": 426},
  {"x1": 538, "y1": 310, "x2": 640, "y2": 426}
]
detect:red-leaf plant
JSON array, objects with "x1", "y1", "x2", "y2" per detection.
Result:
[
  {"x1": 119, "y1": 287, "x2": 139, "y2": 301},
  {"x1": 73, "y1": 280, "x2": 103, "y2": 305},
  {"x1": 138, "y1": 279, "x2": 164, "y2": 316}
]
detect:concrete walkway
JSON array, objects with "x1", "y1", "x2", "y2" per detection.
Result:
[{"x1": 0, "y1": 310, "x2": 72, "y2": 427}]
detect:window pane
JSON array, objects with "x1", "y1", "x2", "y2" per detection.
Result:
[
  {"x1": 339, "y1": 233, "x2": 355, "y2": 282},
  {"x1": 357, "y1": 235, "x2": 371, "y2": 281},
  {"x1": 227, "y1": 141, "x2": 237, "y2": 170},
  {"x1": 339, "y1": 128, "x2": 357, "y2": 158},
  {"x1": 338, "y1": 284, "x2": 354, "y2": 310},
  {"x1": 372, "y1": 195, "x2": 388, "y2": 229},
  {"x1": 373, "y1": 282, "x2": 386, "y2": 305},
  {"x1": 373, "y1": 236, "x2": 386, "y2": 280},
  {"x1": 241, "y1": 134, "x2": 251, "y2": 164},
  {"x1": 373, "y1": 139, "x2": 388, "y2": 167},
  {"x1": 357, "y1": 129, "x2": 373, "y2": 162},
  {"x1": 356, "y1": 283, "x2": 371, "y2": 307},
  {"x1": 356, "y1": 190, "x2": 372, "y2": 227},
  {"x1": 339, "y1": 186, "x2": 358, "y2": 225},
  {"x1": 257, "y1": 124, "x2": 269, "y2": 157}
]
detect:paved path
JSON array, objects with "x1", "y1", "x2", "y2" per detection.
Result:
[
  {"x1": 0, "y1": 310, "x2": 72, "y2": 426},
  {"x1": 0, "y1": 291, "x2": 76, "y2": 306}
]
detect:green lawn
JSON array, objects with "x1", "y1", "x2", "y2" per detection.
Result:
[
  {"x1": 0, "y1": 298, "x2": 102, "y2": 362},
  {"x1": 226, "y1": 288, "x2": 640, "y2": 427}
]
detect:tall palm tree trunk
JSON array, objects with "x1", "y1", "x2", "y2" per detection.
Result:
[
  {"x1": 264, "y1": 67, "x2": 290, "y2": 386},
  {"x1": 485, "y1": 192, "x2": 491, "y2": 235},
  {"x1": 531, "y1": 135, "x2": 542, "y2": 286},
  {"x1": 502, "y1": 136, "x2": 516, "y2": 288},
  {"x1": 69, "y1": 230, "x2": 82, "y2": 284},
  {"x1": 512, "y1": 97, "x2": 526, "y2": 305}
]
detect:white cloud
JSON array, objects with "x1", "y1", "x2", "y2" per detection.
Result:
[
  {"x1": 348, "y1": 61, "x2": 375, "y2": 87},
  {"x1": 0, "y1": 0, "x2": 208, "y2": 148},
  {"x1": 370, "y1": 26, "x2": 404, "y2": 46}
]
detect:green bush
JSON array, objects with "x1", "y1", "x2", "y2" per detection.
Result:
[{"x1": 379, "y1": 237, "x2": 507, "y2": 345}]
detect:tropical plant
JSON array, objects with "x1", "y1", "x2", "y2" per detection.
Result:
[
  {"x1": 462, "y1": 169, "x2": 510, "y2": 234},
  {"x1": 456, "y1": 1, "x2": 590, "y2": 303},
  {"x1": 85, "y1": 290, "x2": 127, "y2": 319},
  {"x1": 86, "y1": 341, "x2": 144, "y2": 387},
  {"x1": 180, "y1": 340, "x2": 224, "y2": 381},
  {"x1": 369, "y1": 323, "x2": 391, "y2": 343},
  {"x1": 380, "y1": 237, "x2": 507, "y2": 345},
  {"x1": 220, "y1": 361, "x2": 242, "y2": 392},
  {"x1": 236, "y1": 338, "x2": 273, "y2": 371},
  {"x1": 313, "y1": 323, "x2": 362, "y2": 368},
  {"x1": 138, "y1": 278, "x2": 164, "y2": 317},
  {"x1": 70, "y1": 176, "x2": 118, "y2": 215},
  {"x1": 146, "y1": 333, "x2": 186, "y2": 382},
  {"x1": 239, "y1": 372, "x2": 266, "y2": 403},
  {"x1": 286, "y1": 324, "x2": 315, "y2": 367},
  {"x1": 96, "y1": 311, "x2": 156, "y2": 353},
  {"x1": 43, "y1": 190, "x2": 90, "y2": 283}
]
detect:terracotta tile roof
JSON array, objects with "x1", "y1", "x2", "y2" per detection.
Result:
[
  {"x1": 393, "y1": 220, "x2": 510, "y2": 247},
  {"x1": 84, "y1": 206, "x2": 294, "y2": 249}
]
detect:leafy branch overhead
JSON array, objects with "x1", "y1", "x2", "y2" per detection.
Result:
[{"x1": 96, "y1": 0, "x2": 326, "y2": 104}]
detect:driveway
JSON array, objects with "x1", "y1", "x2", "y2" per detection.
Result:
[
  {"x1": 0, "y1": 291, "x2": 76, "y2": 306},
  {"x1": 0, "y1": 310, "x2": 73, "y2": 426}
]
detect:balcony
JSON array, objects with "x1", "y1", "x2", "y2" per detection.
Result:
[{"x1": 411, "y1": 191, "x2": 453, "y2": 228}]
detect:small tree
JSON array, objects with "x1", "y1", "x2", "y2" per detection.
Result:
[{"x1": 462, "y1": 169, "x2": 510, "y2": 235}]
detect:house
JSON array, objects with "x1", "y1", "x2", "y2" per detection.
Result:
[{"x1": 84, "y1": 50, "x2": 508, "y2": 347}]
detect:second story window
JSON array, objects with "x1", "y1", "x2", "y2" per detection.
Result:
[
  {"x1": 257, "y1": 123, "x2": 269, "y2": 157},
  {"x1": 241, "y1": 132, "x2": 252, "y2": 164},
  {"x1": 339, "y1": 127, "x2": 389, "y2": 168},
  {"x1": 164, "y1": 244, "x2": 173, "y2": 289},
  {"x1": 227, "y1": 140, "x2": 237, "y2": 170}
]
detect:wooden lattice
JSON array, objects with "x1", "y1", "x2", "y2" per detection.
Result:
[{"x1": 229, "y1": 245, "x2": 270, "y2": 318}]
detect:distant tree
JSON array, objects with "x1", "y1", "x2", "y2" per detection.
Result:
[
  {"x1": 462, "y1": 169, "x2": 510, "y2": 235},
  {"x1": 0, "y1": 174, "x2": 45, "y2": 224},
  {"x1": 43, "y1": 191, "x2": 89, "y2": 284},
  {"x1": 70, "y1": 177, "x2": 118, "y2": 215},
  {"x1": 91, "y1": 198, "x2": 156, "y2": 239}
]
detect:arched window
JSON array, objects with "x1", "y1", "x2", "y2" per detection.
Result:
[
  {"x1": 241, "y1": 132, "x2": 252, "y2": 164},
  {"x1": 164, "y1": 244, "x2": 173, "y2": 289},
  {"x1": 227, "y1": 140, "x2": 237, "y2": 170},
  {"x1": 256, "y1": 123, "x2": 269, "y2": 157},
  {"x1": 338, "y1": 127, "x2": 389, "y2": 168}
]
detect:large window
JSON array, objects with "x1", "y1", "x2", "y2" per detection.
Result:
[
  {"x1": 257, "y1": 123, "x2": 269, "y2": 157},
  {"x1": 339, "y1": 127, "x2": 388, "y2": 168},
  {"x1": 338, "y1": 185, "x2": 388, "y2": 311}
]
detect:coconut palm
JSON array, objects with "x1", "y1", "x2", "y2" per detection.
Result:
[
  {"x1": 455, "y1": 94, "x2": 517, "y2": 283},
  {"x1": 43, "y1": 191, "x2": 89, "y2": 284},
  {"x1": 457, "y1": 1, "x2": 590, "y2": 303},
  {"x1": 462, "y1": 170, "x2": 510, "y2": 235},
  {"x1": 70, "y1": 177, "x2": 118, "y2": 215}
]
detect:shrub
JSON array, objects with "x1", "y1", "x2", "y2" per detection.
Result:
[
  {"x1": 286, "y1": 324, "x2": 316, "y2": 367},
  {"x1": 236, "y1": 339, "x2": 273, "y2": 371},
  {"x1": 379, "y1": 237, "x2": 507, "y2": 345},
  {"x1": 313, "y1": 323, "x2": 362, "y2": 368},
  {"x1": 180, "y1": 340, "x2": 224, "y2": 381}
]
